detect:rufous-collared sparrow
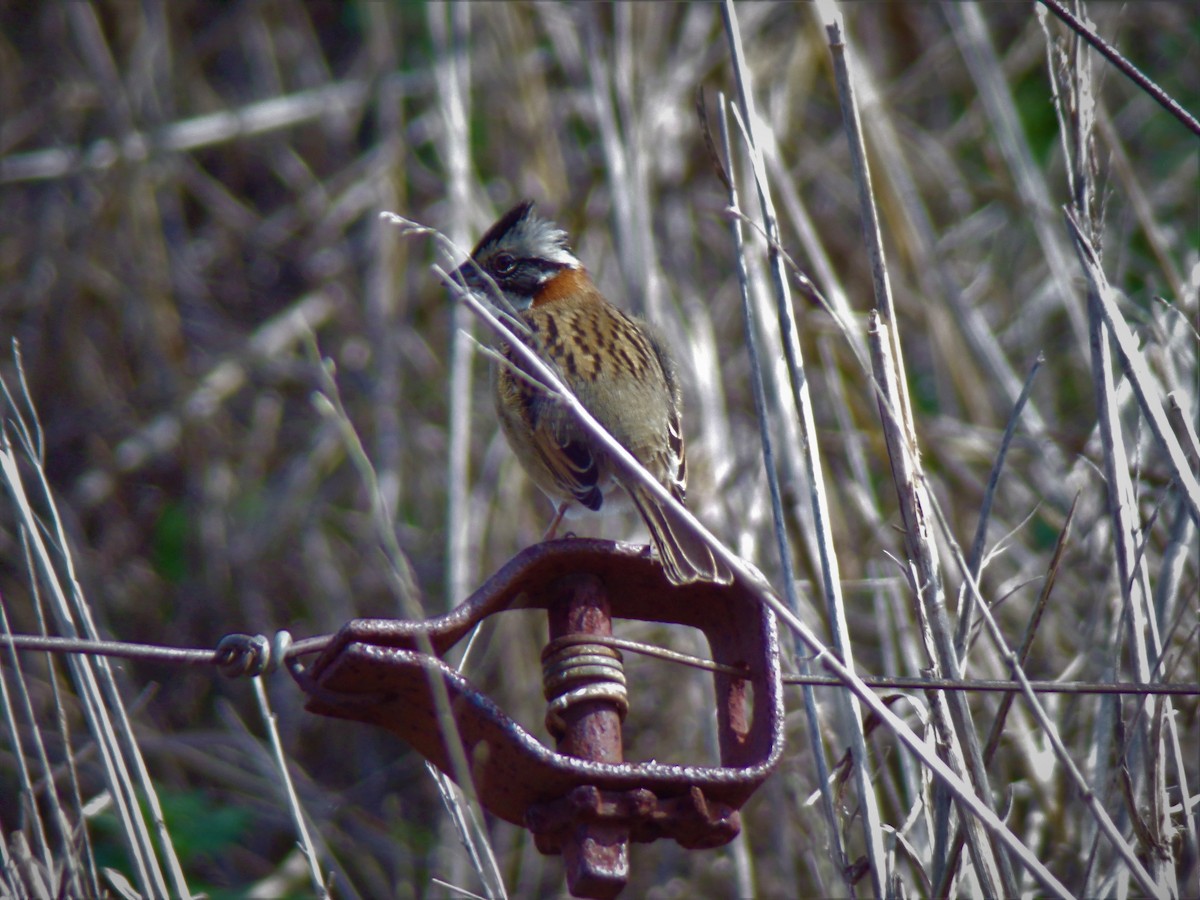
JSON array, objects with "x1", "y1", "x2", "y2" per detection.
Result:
[{"x1": 453, "y1": 201, "x2": 730, "y2": 586}]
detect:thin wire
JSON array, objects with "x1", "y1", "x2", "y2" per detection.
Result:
[
  {"x1": 522, "y1": 634, "x2": 1199, "y2": 697},
  {"x1": 3, "y1": 632, "x2": 1197, "y2": 697},
  {"x1": 782, "y1": 673, "x2": 1199, "y2": 698},
  {"x1": 1, "y1": 635, "x2": 217, "y2": 665}
]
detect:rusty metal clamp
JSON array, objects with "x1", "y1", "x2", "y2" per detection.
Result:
[{"x1": 289, "y1": 538, "x2": 784, "y2": 898}]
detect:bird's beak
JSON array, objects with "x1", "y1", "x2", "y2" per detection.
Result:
[
  {"x1": 445, "y1": 260, "x2": 474, "y2": 303},
  {"x1": 449, "y1": 258, "x2": 483, "y2": 292}
]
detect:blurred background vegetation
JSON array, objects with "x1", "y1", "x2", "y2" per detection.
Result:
[{"x1": 0, "y1": 2, "x2": 1196, "y2": 897}]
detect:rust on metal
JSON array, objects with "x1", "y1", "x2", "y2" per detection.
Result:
[
  {"x1": 544, "y1": 574, "x2": 625, "y2": 762},
  {"x1": 290, "y1": 538, "x2": 784, "y2": 896},
  {"x1": 543, "y1": 573, "x2": 627, "y2": 897}
]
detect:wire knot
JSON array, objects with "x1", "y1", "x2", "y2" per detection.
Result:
[
  {"x1": 215, "y1": 631, "x2": 292, "y2": 677},
  {"x1": 541, "y1": 635, "x2": 628, "y2": 739}
]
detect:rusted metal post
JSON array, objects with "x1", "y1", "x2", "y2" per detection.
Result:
[
  {"x1": 297, "y1": 540, "x2": 784, "y2": 896},
  {"x1": 545, "y1": 574, "x2": 628, "y2": 899}
]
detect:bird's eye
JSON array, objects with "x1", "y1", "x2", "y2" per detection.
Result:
[{"x1": 492, "y1": 252, "x2": 517, "y2": 275}]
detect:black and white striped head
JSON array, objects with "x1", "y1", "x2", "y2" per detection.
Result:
[{"x1": 453, "y1": 201, "x2": 581, "y2": 312}]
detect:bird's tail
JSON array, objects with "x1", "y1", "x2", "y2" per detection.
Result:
[{"x1": 628, "y1": 488, "x2": 733, "y2": 586}]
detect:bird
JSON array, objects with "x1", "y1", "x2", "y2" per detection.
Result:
[{"x1": 451, "y1": 200, "x2": 730, "y2": 586}]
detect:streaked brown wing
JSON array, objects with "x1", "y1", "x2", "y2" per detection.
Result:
[
  {"x1": 644, "y1": 327, "x2": 687, "y2": 504},
  {"x1": 526, "y1": 391, "x2": 604, "y2": 511}
]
